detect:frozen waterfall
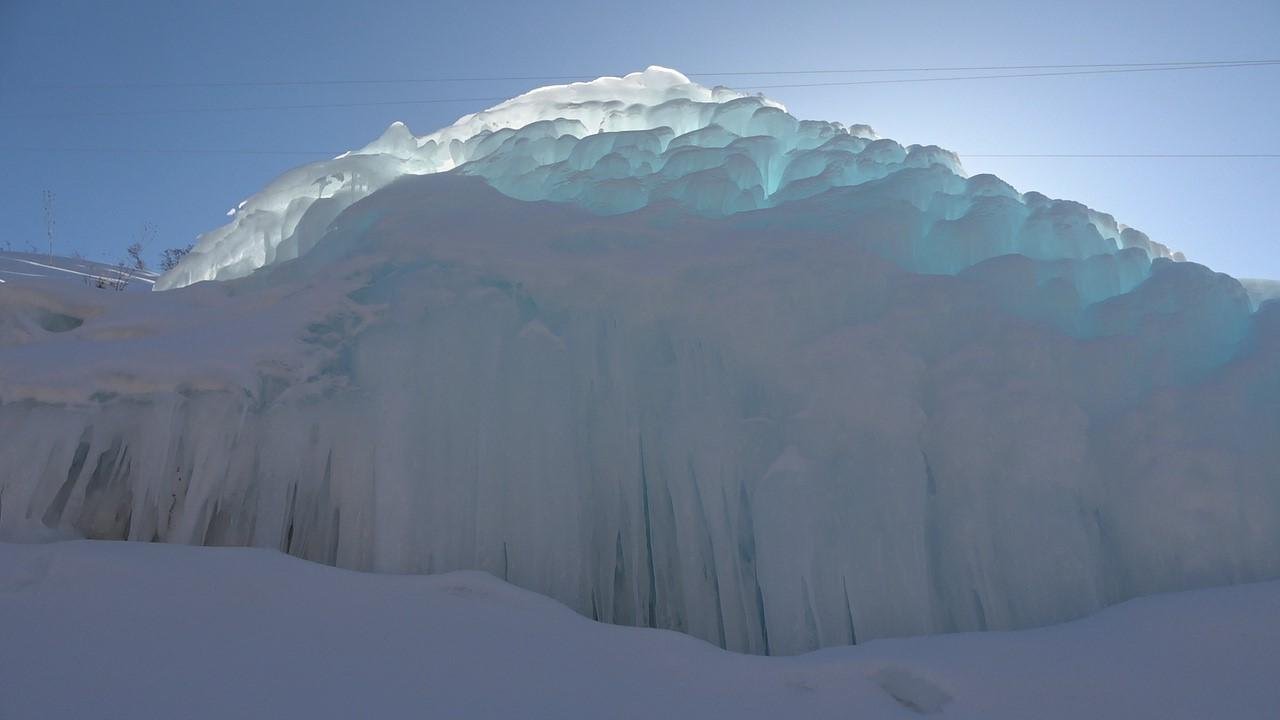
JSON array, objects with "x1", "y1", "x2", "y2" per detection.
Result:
[{"x1": 2, "y1": 69, "x2": 1278, "y2": 655}]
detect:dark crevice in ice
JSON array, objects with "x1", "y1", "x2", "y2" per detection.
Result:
[
  {"x1": 972, "y1": 589, "x2": 989, "y2": 631},
  {"x1": 611, "y1": 530, "x2": 629, "y2": 625},
  {"x1": 738, "y1": 483, "x2": 771, "y2": 655},
  {"x1": 43, "y1": 430, "x2": 92, "y2": 527},
  {"x1": 501, "y1": 541, "x2": 510, "y2": 582},
  {"x1": 638, "y1": 433, "x2": 658, "y2": 629},
  {"x1": 843, "y1": 575, "x2": 859, "y2": 645},
  {"x1": 688, "y1": 456, "x2": 727, "y2": 649}
]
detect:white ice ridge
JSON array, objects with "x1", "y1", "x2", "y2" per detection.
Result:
[
  {"x1": 156, "y1": 66, "x2": 1173, "y2": 290},
  {"x1": 158, "y1": 67, "x2": 774, "y2": 289}
]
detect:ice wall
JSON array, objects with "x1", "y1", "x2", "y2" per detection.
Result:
[{"x1": 4, "y1": 170, "x2": 1277, "y2": 655}]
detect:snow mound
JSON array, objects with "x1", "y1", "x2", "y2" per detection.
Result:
[{"x1": 2, "y1": 540, "x2": 1278, "y2": 720}]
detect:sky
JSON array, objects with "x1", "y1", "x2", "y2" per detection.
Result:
[{"x1": 0, "y1": 0, "x2": 1277, "y2": 280}]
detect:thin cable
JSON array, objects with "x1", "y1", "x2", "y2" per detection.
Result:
[
  {"x1": 711, "y1": 59, "x2": 1279, "y2": 76},
  {"x1": 9, "y1": 59, "x2": 1279, "y2": 89},
  {"x1": 965, "y1": 153, "x2": 1280, "y2": 158},
  {"x1": 2, "y1": 61, "x2": 1278, "y2": 119},
  {"x1": 0, "y1": 147, "x2": 340, "y2": 156},
  {"x1": 1, "y1": 95, "x2": 512, "y2": 118},
  {"x1": 741, "y1": 61, "x2": 1280, "y2": 89},
  {"x1": 3, "y1": 148, "x2": 1279, "y2": 159}
]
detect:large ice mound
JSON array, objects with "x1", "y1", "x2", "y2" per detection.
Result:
[
  {"x1": 158, "y1": 67, "x2": 774, "y2": 288},
  {"x1": 3, "y1": 69, "x2": 1278, "y2": 656},
  {"x1": 157, "y1": 67, "x2": 1175, "y2": 290}
]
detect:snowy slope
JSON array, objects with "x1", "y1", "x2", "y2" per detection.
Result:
[
  {"x1": 1, "y1": 540, "x2": 1277, "y2": 720},
  {"x1": 2, "y1": 69, "x2": 1279, "y2": 656},
  {"x1": 0, "y1": 251, "x2": 156, "y2": 291}
]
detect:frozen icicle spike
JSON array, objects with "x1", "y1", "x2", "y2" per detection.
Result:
[{"x1": 156, "y1": 66, "x2": 1170, "y2": 290}]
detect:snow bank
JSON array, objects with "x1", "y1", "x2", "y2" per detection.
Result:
[{"x1": 1, "y1": 541, "x2": 1277, "y2": 720}]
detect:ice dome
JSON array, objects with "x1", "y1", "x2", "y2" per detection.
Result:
[
  {"x1": 157, "y1": 66, "x2": 1171, "y2": 291},
  {"x1": 157, "y1": 67, "x2": 784, "y2": 289}
]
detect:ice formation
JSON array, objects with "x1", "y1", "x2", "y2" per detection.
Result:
[
  {"x1": 157, "y1": 67, "x2": 780, "y2": 289},
  {"x1": 3, "y1": 68, "x2": 1278, "y2": 655},
  {"x1": 157, "y1": 67, "x2": 1175, "y2": 290}
]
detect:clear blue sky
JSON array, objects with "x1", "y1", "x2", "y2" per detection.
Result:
[{"x1": 1, "y1": 0, "x2": 1277, "y2": 279}]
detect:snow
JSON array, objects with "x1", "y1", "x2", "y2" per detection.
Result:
[
  {"x1": 0, "y1": 251, "x2": 156, "y2": 290},
  {"x1": 0, "y1": 259, "x2": 353, "y2": 403},
  {"x1": 1241, "y1": 278, "x2": 1280, "y2": 309},
  {"x1": 2, "y1": 70, "x2": 1279, "y2": 657},
  {"x1": 1, "y1": 540, "x2": 1277, "y2": 720}
]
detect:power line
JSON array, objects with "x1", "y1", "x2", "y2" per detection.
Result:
[
  {"x1": 724, "y1": 59, "x2": 1277, "y2": 76},
  {"x1": 965, "y1": 153, "x2": 1280, "y2": 158},
  {"x1": 3, "y1": 61, "x2": 1277, "y2": 119},
  {"x1": 1, "y1": 95, "x2": 509, "y2": 117},
  {"x1": 0, "y1": 147, "x2": 339, "y2": 156},
  {"x1": 742, "y1": 61, "x2": 1280, "y2": 90},
  {"x1": 3, "y1": 147, "x2": 1279, "y2": 159},
  {"x1": 8, "y1": 59, "x2": 1278, "y2": 90}
]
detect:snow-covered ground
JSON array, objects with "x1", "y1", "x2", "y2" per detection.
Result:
[
  {"x1": 0, "y1": 250, "x2": 157, "y2": 291},
  {"x1": 1, "y1": 540, "x2": 1277, "y2": 719}
]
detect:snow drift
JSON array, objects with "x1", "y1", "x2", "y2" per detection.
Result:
[
  {"x1": 4, "y1": 541, "x2": 1278, "y2": 720},
  {"x1": 2, "y1": 68, "x2": 1278, "y2": 655}
]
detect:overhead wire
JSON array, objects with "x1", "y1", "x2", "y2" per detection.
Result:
[
  {"x1": 2, "y1": 60, "x2": 1276, "y2": 159},
  {"x1": 2, "y1": 148, "x2": 1278, "y2": 159},
  {"x1": 2, "y1": 60, "x2": 1277, "y2": 118},
  {"x1": 8, "y1": 59, "x2": 1278, "y2": 90}
]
